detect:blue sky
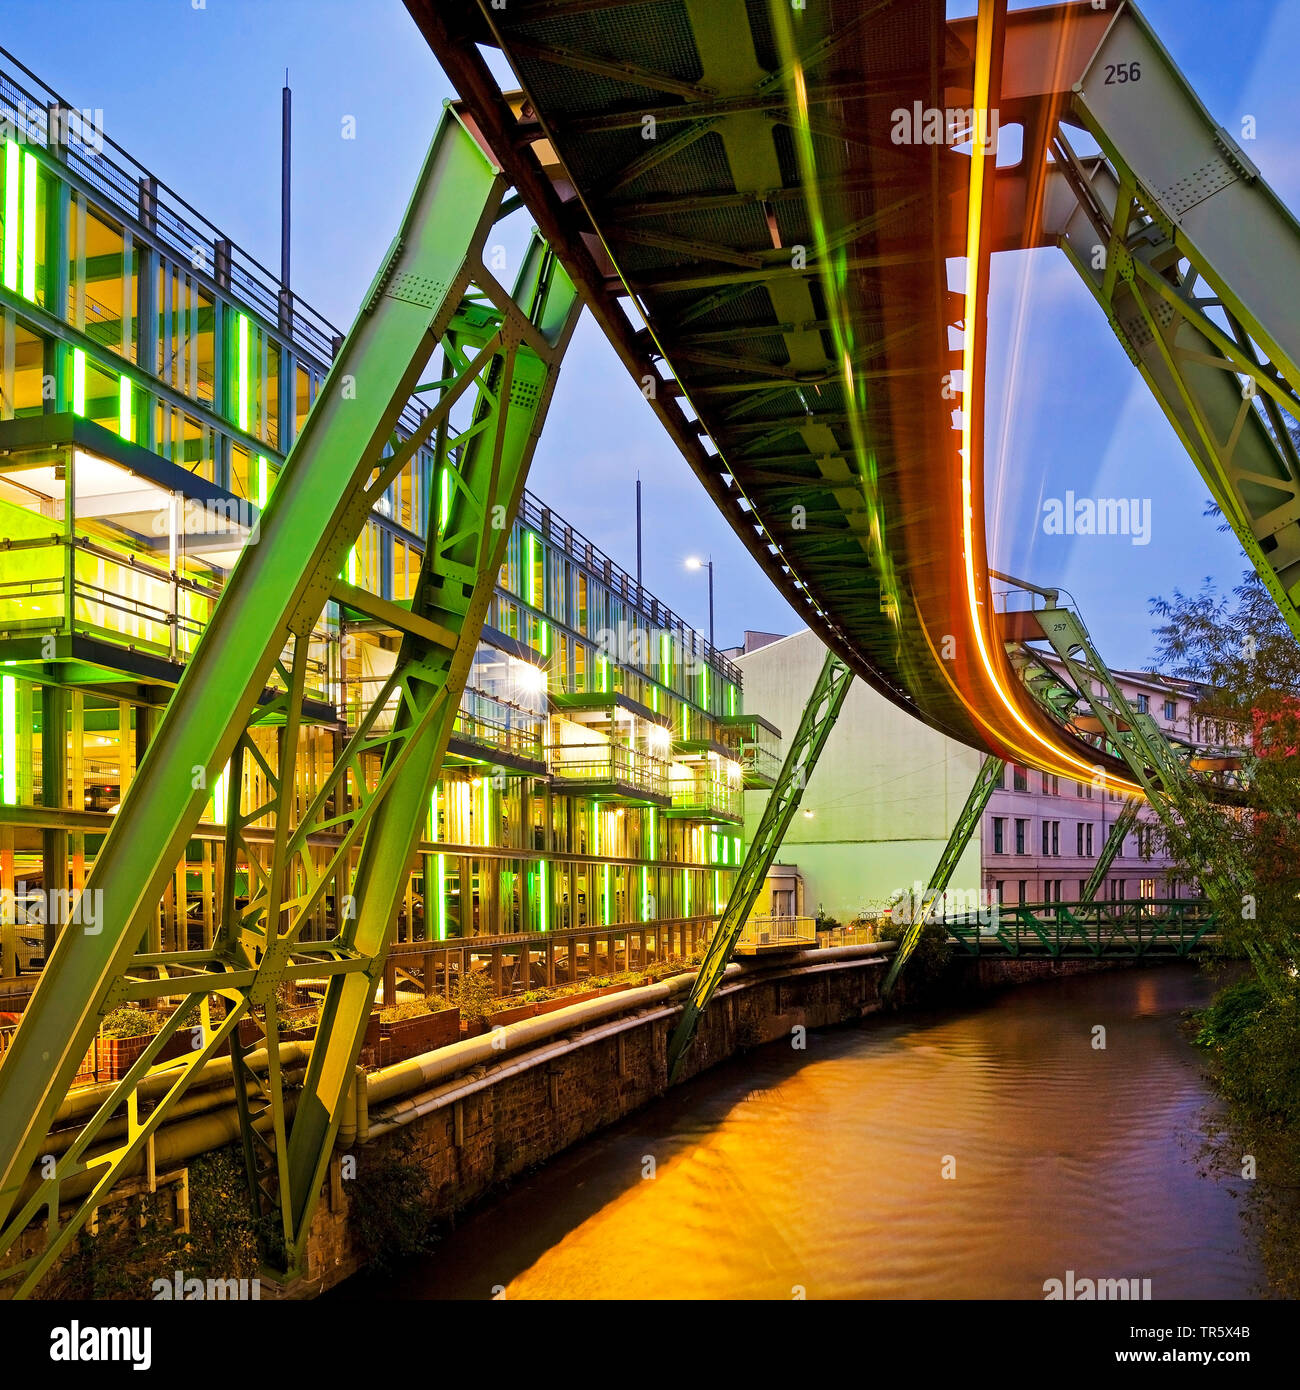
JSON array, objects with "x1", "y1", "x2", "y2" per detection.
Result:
[{"x1": 4, "y1": 0, "x2": 1295, "y2": 668}]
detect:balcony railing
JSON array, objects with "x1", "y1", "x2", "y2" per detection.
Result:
[
  {"x1": 670, "y1": 771, "x2": 744, "y2": 821},
  {"x1": 737, "y1": 915, "x2": 817, "y2": 952},
  {"x1": 0, "y1": 534, "x2": 338, "y2": 698},
  {"x1": 452, "y1": 689, "x2": 545, "y2": 763},
  {"x1": 548, "y1": 742, "x2": 669, "y2": 799}
]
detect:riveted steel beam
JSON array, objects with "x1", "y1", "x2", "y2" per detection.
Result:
[
  {"x1": 0, "y1": 108, "x2": 580, "y2": 1295},
  {"x1": 666, "y1": 648, "x2": 852, "y2": 1081},
  {"x1": 882, "y1": 752, "x2": 1004, "y2": 996}
]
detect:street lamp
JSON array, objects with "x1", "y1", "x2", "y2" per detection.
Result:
[{"x1": 685, "y1": 555, "x2": 714, "y2": 648}]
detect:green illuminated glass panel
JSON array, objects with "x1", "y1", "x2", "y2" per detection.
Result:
[
  {"x1": 2, "y1": 141, "x2": 18, "y2": 291},
  {"x1": 0, "y1": 674, "x2": 16, "y2": 805}
]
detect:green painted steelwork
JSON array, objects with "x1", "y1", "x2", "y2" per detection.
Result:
[
  {"x1": 666, "y1": 648, "x2": 852, "y2": 1081},
  {"x1": 942, "y1": 899, "x2": 1217, "y2": 959},
  {"x1": 0, "y1": 108, "x2": 580, "y2": 1294},
  {"x1": 1081, "y1": 796, "x2": 1143, "y2": 904},
  {"x1": 881, "y1": 752, "x2": 1004, "y2": 997},
  {"x1": 1047, "y1": 1, "x2": 1300, "y2": 641}
]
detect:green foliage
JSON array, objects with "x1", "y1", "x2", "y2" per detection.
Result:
[
  {"x1": 1193, "y1": 977, "x2": 1268, "y2": 1048},
  {"x1": 41, "y1": 1145, "x2": 260, "y2": 1299},
  {"x1": 380, "y1": 997, "x2": 452, "y2": 1023},
  {"x1": 1149, "y1": 569, "x2": 1300, "y2": 983},
  {"x1": 1154, "y1": 562, "x2": 1300, "y2": 1295},
  {"x1": 349, "y1": 1134, "x2": 437, "y2": 1274},
  {"x1": 185, "y1": 1147, "x2": 262, "y2": 1277},
  {"x1": 454, "y1": 970, "x2": 494, "y2": 1024},
  {"x1": 99, "y1": 1006, "x2": 167, "y2": 1039},
  {"x1": 877, "y1": 920, "x2": 952, "y2": 992}
]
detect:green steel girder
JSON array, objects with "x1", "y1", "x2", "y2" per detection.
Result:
[
  {"x1": 0, "y1": 108, "x2": 580, "y2": 1295},
  {"x1": 666, "y1": 648, "x2": 852, "y2": 1081},
  {"x1": 1045, "y1": 0, "x2": 1300, "y2": 642},
  {"x1": 945, "y1": 900, "x2": 1217, "y2": 960},
  {"x1": 1081, "y1": 796, "x2": 1143, "y2": 904},
  {"x1": 1032, "y1": 602, "x2": 1190, "y2": 808},
  {"x1": 881, "y1": 752, "x2": 1004, "y2": 997}
]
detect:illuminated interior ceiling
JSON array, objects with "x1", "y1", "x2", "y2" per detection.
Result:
[{"x1": 411, "y1": 0, "x2": 1133, "y2": 783}]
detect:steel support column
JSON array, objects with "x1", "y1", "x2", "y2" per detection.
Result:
[
  {"x1": 0, "y1": 108, "x2": 580, "y2": 1294},
  {"x1": 882, "y1": 752, "x2": 1004, "y2": 996},
  {"x1": 666, "y1": 649, "x2": 852, "y2": 1081},
  {"x1": 1081, "y1": 795, "x2": 1142, "y2": 903}
]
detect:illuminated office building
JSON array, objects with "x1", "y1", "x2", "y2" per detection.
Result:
[{"x1": 0, "y1": 50, "x2": 780, "y2": 975}]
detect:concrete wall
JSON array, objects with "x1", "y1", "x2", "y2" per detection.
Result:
[{"x1": 736, "y1": 629, "x2": 984, "y2": 923}]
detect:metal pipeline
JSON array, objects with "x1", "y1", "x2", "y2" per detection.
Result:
[
  {"x1": 365, "y1": 972, "x2": 698, "y2": 1107},
  {"x1": 25, "y1": 944, "x2": 894, "y2": 1202},
  {"x1": 40, "y1": 1067, "x2": 310, "y2": 1160},
  {"x1": 20, "y1": 1085, "x2": 302, "y2": 1210},
  {"x1": 50, "y1": 1042, "x2": 314, "y2": 1126},
  {"x1": 365, "y1": 1003, "x2": 683, "y2": 1140},
  {"x1": 364, "y1": 942, "x2": 895, "y2": 1135}
]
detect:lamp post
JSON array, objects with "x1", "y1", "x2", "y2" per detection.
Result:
[{"x1": 685, "y1": 555, "x2": 714, "y2": 648}]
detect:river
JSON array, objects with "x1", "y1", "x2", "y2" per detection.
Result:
[{"x1": 337, "y1": 962, "x2": 1260, "y2": 1300}]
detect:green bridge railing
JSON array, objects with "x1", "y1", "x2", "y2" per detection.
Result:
[{"x1": 937, "y1": 900, "x2": 1218, "y2": 959}]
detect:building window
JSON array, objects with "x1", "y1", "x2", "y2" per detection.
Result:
[
  {"x1": 1135, "y1": 693, "x2": 1149, "y2": 714},
  {"x1": 1163, "y1": 699, "x2": 1176, "y2": 721},
  {"x1": 994, "y1": 880, "x2": 1005, "y2": 903},
  {"x1": 1077, "y1": 822, "x2": 1095, "y2": 856},
  {"x1": 993, "y1": 817, "x2": 1005, "y2": 854},
  {"x1": 1051, "y1": 821, "x2": 1059, "y2": 856},
  {"x1": 1017, "y1": 880, "x2": 1027, "y2": 905},
  {"x1": 1014, "y1": 819, "x2": 1027, "y2": 855},
  {"x1": 1012, "y1": 765, "x2": 1028, "y2": 792}
]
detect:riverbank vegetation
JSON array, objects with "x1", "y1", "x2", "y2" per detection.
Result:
[{"x1": 1151, "y1": 565, "x2": 1300, "y2": 1295}]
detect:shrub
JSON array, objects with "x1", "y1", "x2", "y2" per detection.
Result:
[
  {"x1": 349, "y1": 1135, "x2": 437, "y2": 1274},
  {"x1": 99, "y1": 1007, "x2": 167, "y2": 1040},
  {"x1": 454, "y1": 971, "x2": 493, "y2": 1024},
  {"x1": 380, "y1": 996, "x2": 451, "y2": 1023},
  {"x1": 876, "y1": 919, "x2": 952, "y2": 993}
]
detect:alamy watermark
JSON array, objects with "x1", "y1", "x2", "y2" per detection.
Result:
[
  {"x1": 1, "y1": 98, "x2": 104, "y2": 154},
  {"x1": 149, "y1": 490, "x2": 261, "y2": 545},
  {"x1": 1043, "y1": 1269, "x2": 1152, "y2": 1300},
  {"x1": 1042, "y1": 491, "x2": 1151, "y2": 546},
  {"x1": 891, "y1": 102, "x2": 1001, "y2": 151},
  {"x1": 152, "y1": 1268, "x2": 261, "y2": 1300},
  {"x1": 1, "y1": 882, "x2": 102, "y2": 933},
  {"x1": 890, "y1": 881, "x2": 999, "y2": 934}
]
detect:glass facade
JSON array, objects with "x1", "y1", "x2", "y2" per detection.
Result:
[{"x1": 0, "y1": 57, "x2": 777, "y2": 975}]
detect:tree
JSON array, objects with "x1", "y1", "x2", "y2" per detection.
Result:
[{"x1": 1149, "y1": 566, "x2": 1300, "y2": 988}]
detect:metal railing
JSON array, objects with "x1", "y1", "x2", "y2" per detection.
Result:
[
  {"x1": 548, "y1": 742, "x2": 670, "y2": 797},
  {"x1": 939, "y1": 899, "x2": 1217, "y2": 957},
  {"x1": 0, "y1": 533, "x2": 339, "y2": 689},
  {"x1": 516, "y1": 491, "x2": 741, "y2": 685},
  {"x1": 452, "y1": 690, "x2": 545, "y2": 762},
  {"x1": 738, "y1": 914, "x2": 817, "y2": 949},
  {"x1": 671, "y1": 771, "x2": 744, "y2": 820}
]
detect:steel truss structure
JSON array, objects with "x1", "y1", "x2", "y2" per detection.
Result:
[
  {"x1": 881, "y1": 752, "x2": 1004, "y2": 996},
  {"x1": 666, "y1": 649, "x2": 851, "y2": 1080},
  {"x1": 1043, "y1": 1, "x2": 1300, "y2": 641},
  {"x1": 1080, "y1": 797, "x2": 1143, "y2": 904},
  {"x1": 0, "y1": 109, "x2": 579, "y2": 1293},
  {"x1": 945, "y1": 898, "x2": 1216, "y2": 958}
]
